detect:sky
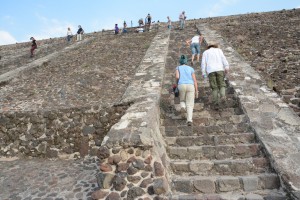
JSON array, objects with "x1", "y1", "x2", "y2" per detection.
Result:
[{"x1": 1, "y1": 0, "x2": 300, "y2": 45}]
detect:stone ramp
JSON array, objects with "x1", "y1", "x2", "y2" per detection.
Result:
[{"x1": 160, "y1": 22, "x2": 288, "y2": 199}]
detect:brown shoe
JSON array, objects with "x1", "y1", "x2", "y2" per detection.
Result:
[{"x1": 187, "y1": 121, "x2": 192, "y2": 126}]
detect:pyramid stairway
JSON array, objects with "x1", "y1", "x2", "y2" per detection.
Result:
[{"x1": 160, "y1": 22, "x2": 288, "y2": 200}]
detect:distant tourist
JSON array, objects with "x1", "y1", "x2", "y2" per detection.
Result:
[
  {"x1": 179, "y1": 11, "x2": 186, "y2": 29},
  {"x1": 186, "y1": 33, "x2": 203, "y2": 65},
  {"x1": 66, "y1": 27, "x2": 73, "y2": 43},
  {"x1": 167, "y1": 16, "x2": 172, "y2": 29},
  {"x1": 201, "y1": 41, "x2": 229, "y2": 110},
  {"x1": 115, "y1": 24, "x2": 119, "y2": 34},
  {"x1": 123, "y1": 21, "x2": 128, "y2": 33},
  {"x1": 138, "y1": 18, "x2": 144, "y2": 27},
  {"x1": 30, "y1": 37, "x2": 37, "y2": 58},
  {"x1": 135, "y1": 27, "x2": 144, "y2": 33},
  {"x1": 176, "y1": 55, "x2": 198, "y2": 126},
  {"x1": 76, "y1": 25, "x2": 84, "y2": 41},
  {"x1": 145, "y1": 13, "x2": 152, "y2": 31}
]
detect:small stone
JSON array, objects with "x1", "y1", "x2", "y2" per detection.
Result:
[
  {"x1": 97, "y1": 146, "x2": 110, "y2": 160},
  {"x1": 100, "y1": 163, "x2": 112, "y2": 172},
  {"x1": 105, "y1": 192, "x2": 121, "y2": 200},
  {"x1": 96, "y1": 173, "x2": 115, "y2": 189},
  {"x1": 120, "y1": 190, "x2": 127, "y2": 197},
  {"x1": 140, "y1": 178, "x2": 153, "y2": 188},
  {"x1": 127, "y1": 187, "x2": 145, "y2": 200},
  {"x1": 112, "y1": 148, "x2": 121, "y2": 154},
  {"x1": 120, "y1": 150, "x2": 129, "y2": 161},
  {"x1": 127, "y1": 156, "x2": 136, "y2": 163},
  {"x1": 127, "y1": 166, "x2": 138, "y2": 175},
  {"x1": 108, "y1": 155, "x2": 122, "y2": 165},
  {"x1": 133, "y1": 159, "x2": 145, "y2": 170},
  {"x1": 145, "y1": 164, "x2": 153, "y2": 172},
  {"x1": 91, "y1": 190, "x2": 108, "y2": 200},
  {"x1": 127, "y1": 175, "x2": 141, "y2": 184},
  {"x1": 153, "y1": 178, "x2": 168, "y2": 195},
  {"x1": 154, "y1": 162, "x2": 164, "y2": 177},
  {"x1": 144, "y1": 156, "x2": 152, "y2": 164},
  {"x1": 135, "y1": 149, "x2": 142, "y2": 156},
  {"x1": 127, "y1": 148, "x2": 134, "y2": 154},
  {"x1": 113, "y1": 176, "x2": 127, "y2": 191},
  {"x1": 141, "y1": 172, "x2": 149, "y2": 178},
  {"x1": 117, "y1": 163, "x2": 129, "y2": 172}
]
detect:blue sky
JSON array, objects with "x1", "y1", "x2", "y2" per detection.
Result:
[{"x1": 1, "y1": 0, "x2": 299, "y2": 45}]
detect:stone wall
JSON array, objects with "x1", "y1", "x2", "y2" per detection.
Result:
[
  {"x1": 91, "y1": 28, "x2": 172, "y2": 200},
  {"x1": 0, "y1": 103, "x2": 129, "y2": 158}
]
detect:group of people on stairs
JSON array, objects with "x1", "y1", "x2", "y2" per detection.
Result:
[{"x1": 175, "y1": 34, "x2": 229, "y2": 126}]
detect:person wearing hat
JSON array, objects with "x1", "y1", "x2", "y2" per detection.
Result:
[
  {"x1": 30, "y1": 37, "x2": 37, "y2": 58},
  {"x1": 175, "y1": 55, "x2": 198, "y2": 126},
  {"x1": 201, "y1": 41, "x2": 229, "y2": 110}
]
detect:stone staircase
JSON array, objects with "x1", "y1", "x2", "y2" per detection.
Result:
[{"x1": 161, "y1": 23, "x2": 287, "y2": 199}]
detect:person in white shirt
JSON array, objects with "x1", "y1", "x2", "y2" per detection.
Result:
[
  {"x1": 167, "y1": 16, "x2": 172, "y2": 29},
  {"x1": 179, "y1": 11, "x2": 186, "y2": 30},
  {"x1": 66, "y1": 27, "x2": 73, "y2": 42},
  {"x1": 186, "y1": 33, "x2": 203, "y2": 65},
  {"x1": 201, "y1": 41, "x2": 229, "y2": 109}
]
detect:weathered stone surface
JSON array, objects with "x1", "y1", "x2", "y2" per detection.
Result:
[
  {"x1": 105, "y1": 192, "x2": 120, "y2": 200},
  {"x1": 91, "y1": 190, "x2": 108, "y2": 200},
  {"x1": 194, "y1": 178, "x2": 215, "y2": 193},
  {"x1": 97, "y1": 173, "x2": 115, "y2": 189},
  {"x1": 127, "y1": 187, "x2": 145, "y2": 200},
  {"x1": 153, "y1": 178, "x2": 168, "y2": 195},
  {"x1": 132, "y1": 159, "x2": 145, "y2": 170},
  {"x1": 97, "y1": 146, "x2": 110, "y2": 160},
  {"x1": 217, "y1": 177, "x2": 240, "y2": 192},
  {"x1": 100, "y1": 163, "x2": 113, "y2": 172},
  {"x1": 154, "y1": 161, "x2": 164, "y2": 177},
  {"x1": 127, "y1": 175, "x2": 141, "y2": 184},
  {"x1": 140, "y1": 178, "x2": 153, "y2": 188},
  {"x1": 113, "y1": 176, "x2": 127, "y2": 191}
]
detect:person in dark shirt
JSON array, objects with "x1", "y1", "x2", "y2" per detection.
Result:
[
  {"x1": 76, "y1": 25, "x2": 84, "y2": 41},
  {"x1": 114, "y1": 24, "x2": 119, "y2": 34},
  {"x1": 30, "y1": 37, "x2": 37, "y2": 58}
]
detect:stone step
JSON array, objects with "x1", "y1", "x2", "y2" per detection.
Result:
[
  {"x1": 165, "y1": 132, "x2": 255, "y2": 146},
  {"x1": 163, "y1": 123, "x2": 251, "y2": 136},
  {"x1": 170, "y1": 157, "x2": 270, "y2": 176},
  {"x1": 168, "y1": 143, "x2": 261, "y2": 160},
  {"x1": 170, "y1": 190, "x2": 287, "y2": 200},
  {"x1": 172, "y1": 174, "x2": 280, "y2": 194}
]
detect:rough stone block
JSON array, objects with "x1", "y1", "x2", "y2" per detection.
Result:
[
  {"x1": 188, "y1": 147, "x2": 203, "y2": 160},
  {"x1": 168, "y1": 147, "x2": 188, "y2": 159},
  {"x1": 215, "y1": 145, "x2": 233, "y2": 159},
  {"x1": 217, "y1": 176, "x2": 240, "y2": 192},
  {"x1": 173, "y1": 179, "x2": 193, "y2": 193},
  {"x1": 240, "y1": 176, "x2": 258, "y2": 192},
  {"x1": 153, "y1": 177, "x2": 169, "y2": 195},
  {"x1": 189, "y1": 160, "x2": 213, "y2": 174},
  {"x1": 258, "y1": 174, "x2": 280, "y2": 189},
  {"x1": 171, "y1": 161, "x2": 189, "y2": 173},
  {"x1": 194, "y1": 178, "x2": 216, "y2": 193}
]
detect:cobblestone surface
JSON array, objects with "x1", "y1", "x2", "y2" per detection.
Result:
[{"x1": 0, "y1": 157, "x2": 99, "y2": 200}]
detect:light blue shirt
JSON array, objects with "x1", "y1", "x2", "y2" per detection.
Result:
[{"x1": 176, "y1": 65, "x2": 195, "y2": 85}]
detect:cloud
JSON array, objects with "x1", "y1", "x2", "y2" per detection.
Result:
[
  {"x1": 32, "y1": 13, "x2": 75, "y2": 40},
  {"x1": 0, "y1": 30, "x2": 17, "y2": 45},
  {"x1": 208, "y1": 0, "x2": 240, "y2": 17}
]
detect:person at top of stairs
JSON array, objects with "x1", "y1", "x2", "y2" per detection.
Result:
[
  {"x1": 175, "y1": 55, "x2": 198, "y2": 126},
  {"x1": 201, "y1": 41, "x2": 229, "y2": 110}
]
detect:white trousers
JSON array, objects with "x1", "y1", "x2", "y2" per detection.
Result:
[
  {"x1": 178, "y1": 84, "x2": 195, "y2": 122},
  {"x1": 77, "y1": 34, "x2": 82, "y2": 41}
]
